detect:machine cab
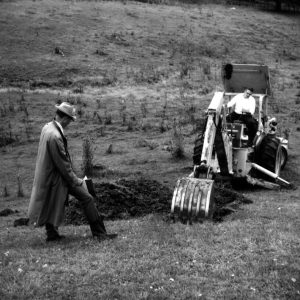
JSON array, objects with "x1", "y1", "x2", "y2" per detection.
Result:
[{"x1": 222, "y1": 63, "x2": 271, "y2": 147}]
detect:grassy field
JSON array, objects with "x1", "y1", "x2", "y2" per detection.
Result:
[{"x1": 0, "y1": 0, "x2": 300, "y2": 299}]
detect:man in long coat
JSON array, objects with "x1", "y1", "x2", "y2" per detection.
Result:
[{"x1": 28, "y1": 102, "x2": 117, "y2": 242}]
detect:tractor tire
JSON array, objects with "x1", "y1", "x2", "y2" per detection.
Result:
[
  {"x1": 280, "y1": 147, "x2": 288, "y2": 170},
  {"x1": 253, "y1": 134, "x2": 283, "y2": 179},
  {"x1": 193, "y1": 133, "x2": 204, "y2": 165}
]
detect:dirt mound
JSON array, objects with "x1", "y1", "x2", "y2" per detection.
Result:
[
  {"x1": 64, "y1": 178, "x2": 172, "y2": 225},
  {"x1": 64, "y1": 178, "x2": 251, "y2": 225}
]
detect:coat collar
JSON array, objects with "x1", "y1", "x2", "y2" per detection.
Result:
[{"x1": 54, "y1": 120, "x2": 64, "y2": 134}]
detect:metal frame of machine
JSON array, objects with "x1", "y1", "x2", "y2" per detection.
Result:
[{"x1": 171, "y1": 64, "x2": 289, "y2": 221}]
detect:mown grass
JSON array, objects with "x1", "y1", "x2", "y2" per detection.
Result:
[{"x1": 1, "y1": 197, "x2": 299, "y2": 299}]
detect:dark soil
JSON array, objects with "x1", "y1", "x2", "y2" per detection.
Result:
[
  {"x1": 64, "y1": 178, "x2": 251, "y2": 225},
  {"x1": 0, "y1": 208, "x2": 18, "y2": 216}
]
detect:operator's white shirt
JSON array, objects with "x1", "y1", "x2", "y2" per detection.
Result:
[{"x1": 227, "y1": 93, "x2": 256, "y2": 115}]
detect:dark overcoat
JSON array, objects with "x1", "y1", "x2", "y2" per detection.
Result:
[{"x1": 28, "y1": 121, "x2": 82, "y2": 227}]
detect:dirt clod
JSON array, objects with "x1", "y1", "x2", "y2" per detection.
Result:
[
  {"x1": 0, "y1": 208, "x2": 18, "y2": 217},
  {"x1": 14, "y1": 217, "x2": 29, "y2": 227}
]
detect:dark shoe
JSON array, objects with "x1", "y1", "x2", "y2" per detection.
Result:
[
  {"x1": 46, "y1": 234, "x2": 66, "y2": 242},
  {"x1": 93, "y1": 233, "x2": 118, "y2": 241},
  {"x1": 89, "y1": 217, "x2": 107, "y2": 236},
  {"x1": 45, "y1": 223, "x2": 65, "y2": 242}
]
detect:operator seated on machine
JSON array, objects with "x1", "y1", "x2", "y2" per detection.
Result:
[{"x1": 226, "y1": 88, "x2": 258, "y2": 147}]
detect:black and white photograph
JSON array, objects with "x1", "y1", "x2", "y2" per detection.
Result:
[{"x1": 0, "y1": 0, "x2": 299, "y2": 299}]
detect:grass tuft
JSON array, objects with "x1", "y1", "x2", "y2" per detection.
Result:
[
  {"x1": 17, "y1": 174, "x2": 24, "y2": 198},
  {"x1": 82, "y1": 136, "x2": 95, "y2": 176},
  {"x1": 170, "y1": 120, "x2": 185, "y2": 159},
  {"x1": 2, "y1": 185, "x2": 9, "y2": 197}
]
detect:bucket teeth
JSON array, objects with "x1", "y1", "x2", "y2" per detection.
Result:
[{"x1": 171, "y1": 177, "x2": 215, "y2": 222}]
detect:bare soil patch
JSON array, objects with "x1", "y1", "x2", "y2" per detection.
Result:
[{"x1": 64, "y1": 177, "x2": 251, "y2": 225}]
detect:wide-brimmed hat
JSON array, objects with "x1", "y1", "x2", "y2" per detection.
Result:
[{"x1": 55, "y1": 102, "x2": 76, "y2": 121}]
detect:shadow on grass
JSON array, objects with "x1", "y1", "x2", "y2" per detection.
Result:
[
  {"x1": 28, "y1": 233, "x2": 102, "y2": 250},
  {"x1": 280, "y1": 163, "x2": 300, "y2": 188}
]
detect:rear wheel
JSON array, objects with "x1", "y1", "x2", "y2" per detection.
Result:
[
  {"x1": 253, "y1": 134, "x2": 282, "y2": 179},
  {"x1": 280, "y1": 147, "x2": 288, "y2": 170}
]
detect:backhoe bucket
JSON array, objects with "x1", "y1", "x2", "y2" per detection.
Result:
[{"x1": 171, "y1": 178, "x2": 215, "y2": 221}]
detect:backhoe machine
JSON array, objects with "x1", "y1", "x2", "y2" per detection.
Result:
[{"x1": 171, "y1": 64, "x2": 289, "y2": 221}]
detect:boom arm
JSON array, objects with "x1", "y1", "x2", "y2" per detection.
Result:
[
  {"x1": 197, "y1": 92, "x2": 231, "y2": 177},
  {"x1": 201, "y1": 92, "x2": 224, "y2": 163}
]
